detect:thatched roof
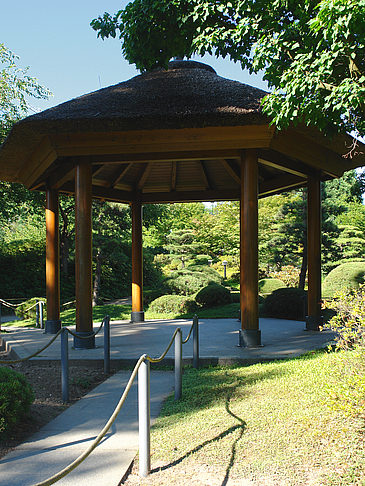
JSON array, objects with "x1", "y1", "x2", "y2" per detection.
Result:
[{"x1": 0, "y1": 60, "x2": 363, "y2": 202}]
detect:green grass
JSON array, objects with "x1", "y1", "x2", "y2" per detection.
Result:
[{"x1": 140, "y1": 351, "x2": 365, "y2": 485}]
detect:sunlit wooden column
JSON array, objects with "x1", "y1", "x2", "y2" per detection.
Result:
[
  {"x1": 131, "y1": 200, "x2": 144, "y2": 322},
  {"x1": 74, "y1": 161, "x2": 94, "y2": 348},
  {"x1": 306, "y1": 173, "x2": 322, "y2": 330},
  {"x1": 45, "y1": 188, "x2": 61, "y2": 334},
  {"x1": 240, "y1": 149, "x2": 261, "y2": 346}
]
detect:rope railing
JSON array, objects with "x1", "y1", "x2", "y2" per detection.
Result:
[{"x1": 29, "y1": 314, "x2": 200, "y2": 485}]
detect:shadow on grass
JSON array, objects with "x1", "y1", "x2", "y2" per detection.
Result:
[{"x1": 152, "y1": 383, "x2": 246, "y2": 486}]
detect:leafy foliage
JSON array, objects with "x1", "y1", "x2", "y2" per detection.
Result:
[
  {"x1": 195, "y1": 282, "x2": 231, "y2": 307},
  {"x1": 0, "y1": 367, "x2": 34, "y2": 439},
  {"x1": 322, "y1": 261, "x2": 365, "y2": 298},
  {"x1": 92, "y1": 0, "x2": 365, "y2": 139},
  {"x1": 263, "y1": 287, "x2": 307, "y2": 320},
  {"x1": 164, "y1": 266, "x2": 221, "y2": 295},
  {"x1": 258, "y1": 278, "x2": 286, "y2": 294},
  {"x1": 0, "y1": 43, "x2": 50, "y2": 142},
  {"x1": 148, "y1": 294, "x2": 197, "y2": 315}
]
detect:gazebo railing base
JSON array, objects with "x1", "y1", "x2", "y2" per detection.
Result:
[
  {"x1": 73, "y1": 332, "x2": 95, "y2": 349},
  {"x1": 131, "y1": 311, "x2": 145, "y2": 323},
  {"x1": 45, "y1": 319, "x2": 61, "y2": 334},
  {"x1": 240, "y1": 329, "x2": 262, "y2": 348},
  {"x1": 305, "y1": 315, "x2": 323, "y2": 331}
]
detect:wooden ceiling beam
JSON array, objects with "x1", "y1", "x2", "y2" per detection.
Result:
[
  {"x1": 137, "y1": 163, "x2": 152, "y2": 190},
  {"x1": 258, "y1": 173, "x2": 306, "y2": 197},
  {"x1": 258, "y1": 149, "x2": 317, "y2": 178},
  {"x1": 141, "y1": 189, "x2": 240, "y2": 204},
  {"x1": 270, "y1": 129, "x2": 345, "y2": 177},
  {"x1": 221, "y1": 159, "x2": 241, "y2": 184},
  {"x1": 200, "y1": 160, "x2": 216, "y2": 190},
  {"x1": 198, "y1": 161, "x2": 209, "y2": 189},
  {"x1": 18, "y1": 137, "x2": 58, "y2": 188},
  {"x1": 109, "y1": 163, "x2": 133, "y2": 189}
]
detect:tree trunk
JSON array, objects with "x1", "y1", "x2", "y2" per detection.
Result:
[{"x1": 92, "y1": 247, "x2": 102, "y2": 307}]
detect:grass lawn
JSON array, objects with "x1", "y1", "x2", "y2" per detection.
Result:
[{"x1": 127, "y1": 351, "x2": 365, "y2": 486}]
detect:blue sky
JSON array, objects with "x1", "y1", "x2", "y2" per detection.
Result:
[{"x1": 1, "y1": 0, "x2": 267, "y2": 114}]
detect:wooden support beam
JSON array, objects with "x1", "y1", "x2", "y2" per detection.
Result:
[
  {"x1": 110, "y1": 163, "x2": 133, "y2": 188},
  {"x1": 141, "y1": 188, "x2": 240, "y2": 204},
  {"x1": 131, "y1": 200, "x2": 144, "y2": 322},
  {"x1": 74, "y1": 161, "x2": 94, "y2": 347},
  {"x1": 52, "y1": 125, "x2": 275, "y2": 157},
  {"x1": 45, "y1": 188, "x2": 61, "y2": 334},
  {"x1": 18, "y1": 137, "x2": 58, "y2": 188},
  {"x1": 240, "y1": 149, "x2": 261, "y2": 346},
  {"x1": 198, "y1": 161, "x2": 210, "y2": 189},
  {"x1": 306, "y1": 174, "x2": 322, "y2": 330},
  {"x1": 221, "y1": 159, "x2": 241, "y2": 184}
]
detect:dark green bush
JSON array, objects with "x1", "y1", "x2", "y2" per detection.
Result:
[
  {"x1": 15, "y1": 297, "x2": 46, "y2": 320},
  {"x1": 143, "y1": 289, "x2": 165, "y2": 306},
  {"x1": 148, "y1": 294, "x2": 198, "y2": 315},
  {"x1": 322, "y1": 262, "x2": 365, "y2": 298},
  {"x1": 258, "y1": 278, "x2": 286, "y2": 294},
  {"x1": 165, "y1": 267, "x2": 221, "y2": 296},
  {"x1": 196, "y1": 283, "x2": 232, "y2": 308},
  {"x1": 185, "y1": 265, "x2": 222, "y2": 283},
  {"x1": 191, "y1": 255, "x2": 212, "y2": 265},
  {"x1": 0, "y1": 367, "x2": 34, "y2": 439},
  {"x1": 262, "y1": 288, "x2": 307, "y2": 320},
  {"x1": 231, "y1": 291, "x2": 240, "y2": 303}
]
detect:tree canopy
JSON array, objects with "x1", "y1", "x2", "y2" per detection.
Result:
[
  {"x1": 0, "y1": 43, "x2": 51, "y2": 143},
  {"x1": 92, "y1": 0, "x2": 365, "y2": 141}
]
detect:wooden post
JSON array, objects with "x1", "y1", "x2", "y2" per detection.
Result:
[
  {"x1": 306, "y1": 174, "x2": 322, "y2": 330},
  {"x1": 240, "y1": 149, "x2": 261, "y2": 346},
  {"x1": 45, "y1": 188, "x2": 61, "y2": 334},
  {"x1": 131, "y1": 200, "x2": 144, "y2": 322},
  {"x1": 74, "y1": 161, "x2": 94, "y2": 348}
]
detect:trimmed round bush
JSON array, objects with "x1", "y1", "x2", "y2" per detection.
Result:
[
  {"x1": 258, "y1": 278, "x2": 286, "y2": 294},
  {"x1": 143, "y1": 289, "x2": 165, "y2": 306},
  {"x1": 262, "y1": 288, "x2": 307, "y2": 320},
  {"x1": 0, "y1": 367, "x2": 34, "y2": 439},
  {"x1": 148, "y1": 295, "x2": 198, "y2": 315},
  {"x1": 15, "y1": 297, "x2": 47, "y2": 320},
  {"x1": 196, "y1": 283, "x2": 231, "y2": 308},
  {"x1": 165, "y1": 267, "x2": 221, "y2": 295},
  {"x1": 191, "y1": 255, "x2": 212, "y2": 265},
  {"x1": 186, "y1": 265, "x2": 222, "y2": 283},
  {"x1": 322, "y1": 262, "x2": 365, "y2": 298}
]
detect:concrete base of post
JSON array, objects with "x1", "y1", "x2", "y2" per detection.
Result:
[
  {"x1": 73, "y1": 331, "x2": 95, "y2": 349},
  {"x1": 240, "y1": 329, "x2": 262, "y2": 347},
  {"x1": 305, "y1": 315, "x2": 323, "y2": 331},
  {"x1": 131, "y1": 311, "x2": 145, "y2": 323},
  {"x1": 45, "y1": 319, "x2": 61, "y2": 334}
]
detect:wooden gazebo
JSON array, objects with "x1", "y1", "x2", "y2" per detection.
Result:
[{"x1": 0, "y1": 60, "x2": 363, "y2": 348}]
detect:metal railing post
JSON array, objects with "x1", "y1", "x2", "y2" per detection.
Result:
[
  {"x1": 104, "y1": 316, "x2": 110, "y2": 374},
  {"x1": 39, "y1": 301, "x2": 44, "y2": 329},
  {"x1": 36, "y1": 300, "x2": 40, "y2": 327},
  {"x1": 193, "y1": 315, "x2": 199, "y2": 369},
  {"x1": 138, "y1": 357, "x2": 151, "y2": 477},
  {"x1": 175, "y1": 328, "x2": 182, "y2": 400},
  {"x1": 61, "y1": 328, "x2": 69, "y2": 402}
]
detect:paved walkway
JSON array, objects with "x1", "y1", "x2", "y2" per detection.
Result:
[{"x1": 0, "y1": 318, "x2": 335, "y2": 485}]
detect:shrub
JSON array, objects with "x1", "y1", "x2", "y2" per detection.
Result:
[
  {"x1": 196, "y1": 283, "x2": 231, "y2": 308},
  {"x1": 0, "y1": 367, "x2": 34, "y2": 439},
  {"x1": 191, "y1": 254, "x2": 212, "y2": 265},
  {"x1": 258, "y1": 278, "x2": 286, "y2": 295},
  {"x1": 143, "y1": 289, "x2": 165, "y2": 306},
  {"x1": 231, "y1": 291, "x2": 240, "y2": 303},
  {"x1": 322, "y1": 262, "x2": 365, "y2": 298},
  {"x1": 148, "y1": 295, "x2": 198, "y2": 315},
  {"x1": 323, "y1": 285, "x2": 365, "y2": 350},
  {"x1": 263, "y1": 287, "x2": 307, "y2": 320},
  {"x1": 186, "y1": 265, "x2": 222, "y2": 283},
  {"x1": 15, "y1": 297, "x2": 46, "y2": 320},
  {"x1": 165, "y1": 267, "x2": 221, "y2": 296},
  {"x1": 268, "y1": 265, "x2": 301, "y2": 288}
]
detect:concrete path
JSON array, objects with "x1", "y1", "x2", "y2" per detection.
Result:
[
  {"x1": 0, "y1": 317, "x2": 335, "y2": 485},
  {"x1": 1, "y1": 317, "x2": 335, "y2": 363},
  {"x1": 0, "y1": 370, "x2": 174, "y2": 486}
]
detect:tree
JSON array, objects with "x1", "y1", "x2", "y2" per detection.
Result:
[
  {"x1": 0, "y1": 43, "x2": 51, "y2": 142},
  {"x1": 92, "y1": 0, "x2": 365, "y2": 141}
]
